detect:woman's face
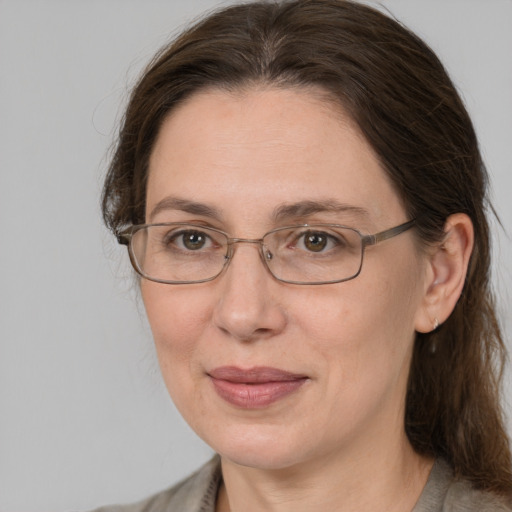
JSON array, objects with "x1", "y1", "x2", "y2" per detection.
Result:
[{"x1": 142, "y1": 86, "x2": 430, "y2": 470}]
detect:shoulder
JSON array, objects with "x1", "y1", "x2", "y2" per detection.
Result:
[
  {"x1": 414, "y1": 459, "x2": 512, "y2": 512},
  {"x1": 445, "y1": 478, "x2": 512, "y2": 512},
  {"x1": 90, "y1": 455, "x2": 221, "y2": 512}
]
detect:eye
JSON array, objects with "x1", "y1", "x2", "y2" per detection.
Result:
[
  {"x1": 166, "y1": 229, "x2": 214, "y2": 251},
  {"x1": 303, "y1": 232, "x2": 329, "y2": 252},
  {"x1": 296, "y1": 230, "x2": 340, "y2": 253}
]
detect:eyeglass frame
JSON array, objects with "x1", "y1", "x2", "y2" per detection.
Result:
[{"x1": 116, "y1": 219, "x2": 416, "y2": 286}]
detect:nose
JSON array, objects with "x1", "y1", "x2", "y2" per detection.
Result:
[{"x1": 212, "y1": 242, "x2": 287, "y2": 342}]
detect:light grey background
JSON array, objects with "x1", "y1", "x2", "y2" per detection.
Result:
[{"x1": 1, "y1": 1, "x2": 511, "y2": 511}]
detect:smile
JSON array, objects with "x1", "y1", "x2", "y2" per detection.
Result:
[{"x1": 208, "y1": 366, "x2": 309, "y2": 409}]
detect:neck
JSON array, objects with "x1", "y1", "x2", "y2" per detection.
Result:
[{"x1": 216, "y1": 433, "x2": 433, "y2": 512}]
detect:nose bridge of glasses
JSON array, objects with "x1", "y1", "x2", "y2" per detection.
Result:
[
  {"x1": 225, "y1": 237, "x2": 270, "y2": 263},
  {"x1": 227, "y1": 237, "x2": 264, "y2": 245}
]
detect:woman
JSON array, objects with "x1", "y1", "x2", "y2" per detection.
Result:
[{"x1": 98, "y1": 0, "x2": 511, "y2": 510}]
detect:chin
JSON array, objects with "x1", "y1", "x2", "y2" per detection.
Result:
[
  {"x1": 222, "y1": 448, "x2": 303, "y2": 471},
  {"x1": 205, "y1": 423, "x2": 311, "y2": 471}
]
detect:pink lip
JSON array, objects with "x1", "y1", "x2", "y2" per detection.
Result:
[{"x1": 208, "y1": 366, "x2": 308, "y2": 409}]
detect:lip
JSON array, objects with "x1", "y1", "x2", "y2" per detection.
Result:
[{"x1": 208, "y1": 366, "x2": 309, "y2": 409}]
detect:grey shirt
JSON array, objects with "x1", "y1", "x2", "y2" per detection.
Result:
[{"x1": 93, "y1": 457, "x2": 512, "y2": 511}]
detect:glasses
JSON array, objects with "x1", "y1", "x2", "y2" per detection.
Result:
[{"x1": 117, "y1": 219, "x2": 415, "y2": 285}]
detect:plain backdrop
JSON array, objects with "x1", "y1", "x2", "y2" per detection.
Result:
[{"x1": 1, "y1": 1, "x2": 511, "y2": 511}]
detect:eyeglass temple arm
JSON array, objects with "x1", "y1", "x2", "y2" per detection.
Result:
[
  {"x1": 116, "y1": 229, "x2": 131, "y2": 246},
  {"x1": 362, "y1": 219, "x2": 416, "y2": 246}
]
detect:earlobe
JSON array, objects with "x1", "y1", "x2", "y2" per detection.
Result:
[{"x1": 414, "y1": 213, "x2": 474, "y2": 333}]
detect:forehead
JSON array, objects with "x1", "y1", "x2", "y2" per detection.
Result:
[{"x1": 146, "y1": 86, "x2": 405, "y2": 229}]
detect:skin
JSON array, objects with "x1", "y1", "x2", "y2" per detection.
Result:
[{"x1": 141, "y1": 86, "x2": 473, "y2": 512}]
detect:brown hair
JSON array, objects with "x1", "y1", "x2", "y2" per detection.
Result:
[{"x1": 102, "y1": 0, "x2": 511, "y2": 495}]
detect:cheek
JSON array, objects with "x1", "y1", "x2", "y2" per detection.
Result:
[
  {"x1": 141, "y1": 282, "x2": 211, "y2": 388},
  {"x1": 289, "y1": 254, "x2": 422, "y2": 386},
  {"x1": 141, "y1": 283, "x2": 224, "y2": 433}
]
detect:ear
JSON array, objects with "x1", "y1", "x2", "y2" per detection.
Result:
[{"x1": 414, "y1": 213, "x2": 474, "y2": 333}]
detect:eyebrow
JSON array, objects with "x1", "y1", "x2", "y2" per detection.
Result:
[
  {"x1": 148, "y1": 196, "x2": 370, "y2": 224},
  {"x1": 148, "y1": 197, "x2": 223, "y2": 222},
  {"x1": 272, "y1": 200, "x2": 370, "y2": 223}
]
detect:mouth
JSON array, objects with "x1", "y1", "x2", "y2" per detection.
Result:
[{"x1": 207, "y1": 366, "x2": 309, "y2": 409}]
